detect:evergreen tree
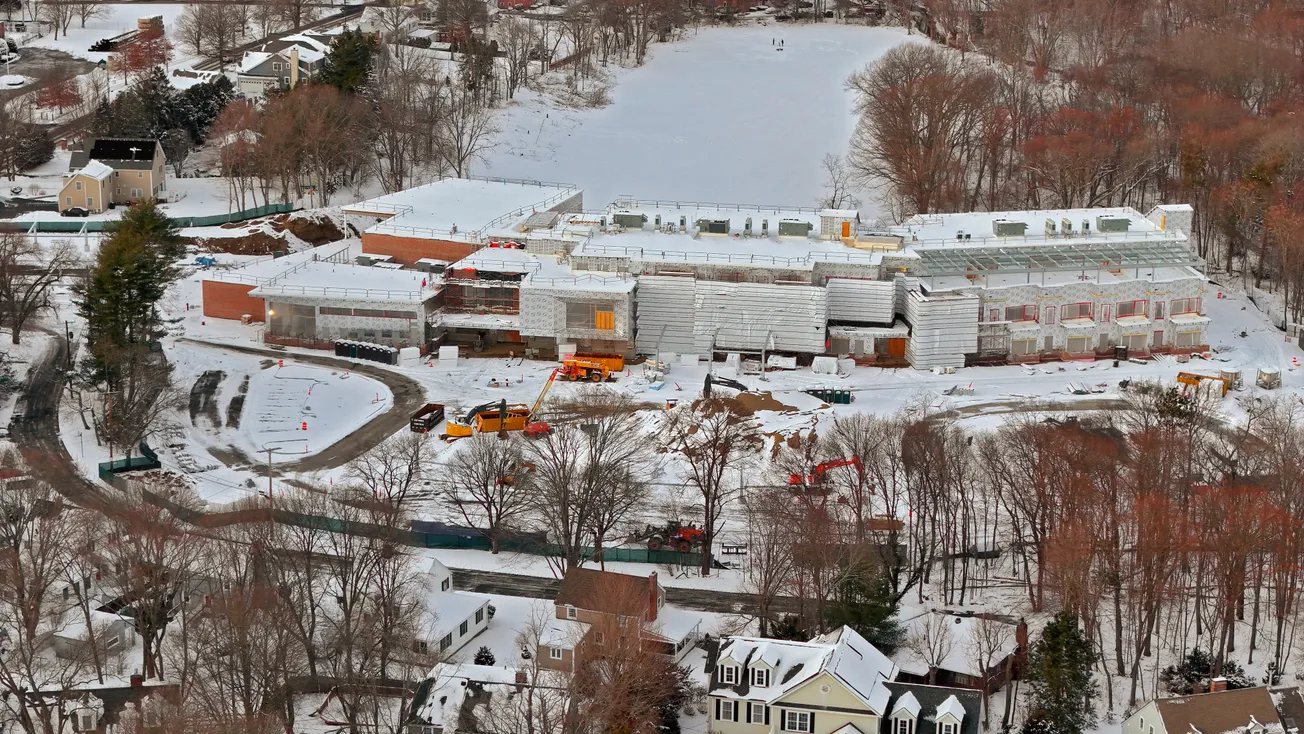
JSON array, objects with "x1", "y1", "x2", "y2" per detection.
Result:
[
  {"x1": 473, "y1": 646, "x2": 495, "y2": 666},
  {"x1": 75, "y1": 201, "x2": 184, "y2": 388},
  {"x1": 174, "y1": 75, "x2": 235, "y2": 143},
  {"x1": 1160, "y1": 648, "x2": 1254, "y2": 695},
  {"x1": 321, "y1": 29, "x2": 378, "y2": 94},
  {"x1": 825, "y1": 562, "x2": 905, "y2": 653},
  {"x1": 1023, "y1": 611, "x2": 1097, "y2": 734}
]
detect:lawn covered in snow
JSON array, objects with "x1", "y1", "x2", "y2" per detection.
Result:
[
  {"x1": 483, "y1": 23, "x2": 922, "y2": 213},
  {"x1": 21, "y1": 4, "x2": 192, "y2": 63},
  {"x1": 241, "y1": 363, "x2": 392, "y2": 462}
]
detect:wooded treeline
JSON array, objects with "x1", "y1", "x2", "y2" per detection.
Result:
[{"x1": 850, "y1": 0, "x2": 1304, "y2": 319}]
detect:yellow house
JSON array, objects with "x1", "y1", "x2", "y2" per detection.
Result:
[
  {"x1": 59, "y1": 138, "x2": 167, "y2": 213},
  {"x1": 58, "y1": 160, "x2": 113, "y2": 213},
  {"x1": 708, "y1": 627, "x2": 896, "y2": 734}
]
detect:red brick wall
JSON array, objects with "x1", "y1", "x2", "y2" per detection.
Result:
[
  {"x1": 361, "y1": 233, "x2": 476, "y2": 266},
  {"x1": 202, "y1": 280, "x2": 265, "y2": 321}
]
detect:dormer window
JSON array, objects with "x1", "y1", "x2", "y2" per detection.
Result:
[
  {"x1": 939, "y1": 724, "x2": 957, "y2": 734},
  {"x1": 566, "y1": 605, "x2": 577, "y2": 620},
  {"x1": 893, "y1": 718, "x2": 914, "y2": 734},
  {"x1": 76, "y1": 711, "x2": 96, "y2": 732},
  {"x1": 750, "y1": 667, "x2": 769, "y2": 687},
  {"x1": 719, "y1": 665, "x2": 738, "y2": 685}
]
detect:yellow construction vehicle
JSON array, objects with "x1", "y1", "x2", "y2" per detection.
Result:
[
  {"x1": 1176, "y1": 372, "x2": 1229, "y2": 396},
  {"x1": 444, "y1": 369, "x2": 560, "y2": 439},
  {"x1": 560, "y1": 358, "x2": 611, "y2": 382}
]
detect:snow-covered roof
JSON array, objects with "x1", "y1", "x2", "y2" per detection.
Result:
[
  {"x1": 574, "y1": 228, "x2": 878, "y2": 270},
  {"x1": 453, "y1": 246, "x2": 535, "y2": 273},
  {"x1": 412, "y1": 664, "x2": 521, "y2": 730},
  {"x1": 74, "y1": 160, "x2": 113, "y2": 181},
  {"x1": 650, "y1": 605, "x2": 701, "y2": 643},
  {"x1": 281, "y1": 33, "x2": 330, "y2": 53},
  {"x1": 892, "y1": 206, "x2": 1175, "y2": 248},
  {"x1": 714, "y1": 626, "x2": 896, "y2": 715},
  {"x1": 343, "y1": 177, "x2": 579, "y2": 244},
  {"x1": 240, "y1": 51, "x2": 272, "y2": 73},
  {"x1": 424, "y1": 591, "x2": 491, "y2": 641},
  {"x1": 935, "y1": 695, "x2": 965, "y2": 722},
  {"x1": 541, "y1": 616, "x2": 588, "y2": 648},
  {"x1": 894, "y1": 611, "x2": 1019, "y2": 679},
  {"x1": 891, "y1": 691, "x2": 920, "y2": 718}
]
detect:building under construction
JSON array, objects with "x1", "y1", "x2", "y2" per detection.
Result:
[{"x1": 205, "y1": 176, "x2": 1209, "y2": 369}]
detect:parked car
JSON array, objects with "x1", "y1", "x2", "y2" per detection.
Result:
[{"x1": 61, "y1": 207, "x2": 89, "y2": 217}]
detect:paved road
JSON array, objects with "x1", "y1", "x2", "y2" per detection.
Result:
[
  {"x1": 450, "y1": 567, "x2": 803, "y2": 616},
  {"x1": 11, "y1": 330, "x2": 112, "y2": 511},
  {"x1": 179, "y1": 339, "x2": 427, "y2": 471}
]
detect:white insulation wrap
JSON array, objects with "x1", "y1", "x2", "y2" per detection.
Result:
[
  {"x1": 635, "y1": 276, "x2": 699, "y2": 354},
  {"x1": 904, "y1": 290, "x2": 979, "y2": 369},
  {"x1": 693, "y1": 282, "x2": 828, "y2": 353},
  {"x1": 826, "y1": 278, "x2": 895, "y2": 323}
]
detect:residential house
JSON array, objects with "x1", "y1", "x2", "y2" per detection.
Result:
[
  {"x1": 403, "y1": 663, "x2": 525, "y2": 734},
  {"x1": 60, "y1": 138, "x2": 167, "y2": 213},
  {"x1": 1123, "y1": 685, "x2": 1285, "y2": 734},
  {"x1": 539, "y1": 567, "x2": 701, "y2": 671},
  {"x1": 416, "y1": 558, "x2": 492, "y2": 659},
  {"x1": 237, "y1": 34, "x2": 331, "y2": 95},
  {"x1": 882, "y1": 683, "x2": 983, "y2": 734},
  {"x1": 50, "y1": 610, "x2": 136, "y2": 662},
  {"x1": 707, "y1": 626, "x2": 898, "y2": 734},
  {"x1": 894, "y1": 611, "x2": 1025, "y2": 695}
]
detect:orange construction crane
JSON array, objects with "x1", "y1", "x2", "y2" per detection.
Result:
[
  {"x1": 1176, "y1": 371, "x2": 1229, "y2": 396},
  {"x1": 788, "y1": 456, "x2": 864, "y2": 487}
]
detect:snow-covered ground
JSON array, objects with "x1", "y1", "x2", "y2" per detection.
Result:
[
  {"x1": 19, "y1": 5, "x2": 191, "y2": 64},
  {"x1": 483, "y1": 24, "x2": 921, "y2": 213}
]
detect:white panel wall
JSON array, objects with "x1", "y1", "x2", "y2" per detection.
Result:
[
  {"x1": 826, "y1": 278, "x2": 895, "y2": 324},
  {"x1": 519, "y1": 286, "x2": 633, "y2": 341},
  {"x1": 693, "y1": 282, "x2": 828, "y2": 353},
  {"x1": 904, "y1": 290, "x2": 979, "y2": 369},
  {"x1": 635, "y1": 276, "x2": 698, "y2": 354}
]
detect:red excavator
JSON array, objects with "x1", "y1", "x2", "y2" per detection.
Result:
[
  {"x1": 788, "y1": 456, "x2": 863, "y2": 487},
  {"x1": 635, "y1": 521, "x2": 704, "y2": 552}
]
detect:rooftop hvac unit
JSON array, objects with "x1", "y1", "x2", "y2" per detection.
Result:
[
  {"x1": 612, "y1": 212, "x2": 647, "y2": 229},
  {"x1": 778, "y1": 219, "x2": 812, "y2": 237},
  {"x1": 1045, "y1": 218, "x2": 1057, "y2": 236},
  {"x1": 697, "y1": 218, "x2": 730, "y2": 235},
  {"x1": 761, "y1": 219, "x2": 769, "y2": 235},
  {"x1": 993, "y1": 219, "x2": 1028, "y2": 237},
  {"x1": 1061, "y1": 218, "x2": 1073, "y2": 235},
  {"x1": 1082, "y1": 219, "x2": 1090, "y2": 233},
  {"x1": 1096, "y1": 215, "x2": 1131, "y2": 233}
]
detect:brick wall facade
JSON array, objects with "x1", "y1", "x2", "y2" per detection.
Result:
[
  {"x1": 202, "y1": 281, "x2": 266, "y2": 321},
  {"x1": 361, "y1": 233, "x2": 477, "y2": 266}
]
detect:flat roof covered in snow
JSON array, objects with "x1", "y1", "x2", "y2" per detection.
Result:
[
  {"x1": 889, "y1": 206, "x2": 1180, "y2": 248},
  {"x1": 604, "y1": 197, "x2": 832, "y2": 235},
  {"x1": 925, "y1": 264, "x2": 1206, "y2": 292},
  {"x1": 251, "y1": 260, "x2": 438, "y2": 303},
  {"x1": 575, "y1": 228, "x2": 878, "y2": 269},
  {"x1": 914, "y1": 238, "x2": 1205, "y2": 279},
  {"x1": 344, "y1": 177, "x2": 580, "y2": 243}
]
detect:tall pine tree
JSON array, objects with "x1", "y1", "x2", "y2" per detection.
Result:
[
  {"x1": 1022, "y1": 611, "x2": 1098, "y2": 734},
  {"x1": 320, "y1": 29, "x2": 378, "y2": 94}
]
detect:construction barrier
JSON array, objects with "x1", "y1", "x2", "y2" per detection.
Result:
[{"x1": 12, "y1": 202, "x2": 297, "y2": 233}]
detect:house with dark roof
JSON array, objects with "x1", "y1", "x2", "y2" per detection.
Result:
[
  {"x1": 236, "y1": 34, "x2": 331, "y2": 96},
  {"x1": 882, "y1": 682, "x2": 982, "y2": 734},
  {"x1": 60, "y1": 138, "x2": 166, "y2": 213},
  {"x1": 539, "y1": 567, "x2": 701, "y2": 672},
  {"x1": 1123, "y1": 685, "x2": 1285, "y2": 734}
]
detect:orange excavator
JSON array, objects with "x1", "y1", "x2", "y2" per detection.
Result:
[{"x1": 788, "y1": 456, "x2": 864, "y2": 487}]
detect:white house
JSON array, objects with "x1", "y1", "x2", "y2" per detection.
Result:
[{"x1": 418, "y1": 558, "x2": 492, "y2": 658}]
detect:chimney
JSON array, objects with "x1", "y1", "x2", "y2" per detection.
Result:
[
  {"x1": 648, "y1": 573, "x2": 659, "y2": 622},
  {"x1": 289, "y1": 47, "x2": 300, "y2": 88},
  {"x1": 130, "y1": 673, "x2": 144, "y2": 688},
  {"x1": 514, "y1": 670, "x2": 527, "y2": 685},
  {"x1": 1210, "y1": 676, "x2": 1228, "y2": 692}
]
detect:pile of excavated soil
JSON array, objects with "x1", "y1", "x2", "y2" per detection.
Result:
[
  {"x1": 733, "y1": 391, "x2": 796, "y2": 413},
  {"x1": 272, "y1": 213, "x2": 344, "y2": 245},
  {"x1": 196, "y1": 230, "x2": 284, "y2": 255}
]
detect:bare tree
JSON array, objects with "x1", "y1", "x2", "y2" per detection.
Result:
[
  {"x1": 70, "y1": 0, "x2": 109, "y2": 28},
  {"x1": 818, "y1": 153, "x2": 861, "y2": 211},
  {"x1": 347, "y1": 431, "x2": 434, "y2": 516},
  {"x1": 0, "y1": 234, "x2": 76, "y2": 344},
  {"x1": 440, "y1": 432, "x2": 533, "y2": 553},
  {"x1": 906, "y1": 612, "x2": 955, "y2": 685},
  {"x1": 37, "y1": 0, "x2": 75, "y2": 39},
  {"x1": 967, "y1": 616, "x2": 1013, "y2": 727},
  {"x1": 659, "y1": 398, "x2": 760, "y2": 575},
  {"x1": 498, "y1": 16, "x2": 540, "y2": 99},
  {"x1": 438, "y1": 85, "x2": 497, "y2": 178},
  {"x1": 742, "y1": 488, "x2": 794, "y2": 636}
]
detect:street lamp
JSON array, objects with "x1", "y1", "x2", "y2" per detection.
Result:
[{"x1": 263, "y1": 446, "x2": 285, "y2": 510}]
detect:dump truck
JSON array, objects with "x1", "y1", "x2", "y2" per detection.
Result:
[{"x1": 410, "y1": 404, "x2": 445, "y2": 433}]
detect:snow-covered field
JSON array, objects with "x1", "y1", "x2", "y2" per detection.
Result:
[
  {"x1": 240, "y1": 363, "x2": 391, "y2": 460},
  {"x1": 20, "y1": 5, "x2": 191, "y2": 63},
  {"x1": 483, "y1": 24, "x2": 921, "y2": 213}
]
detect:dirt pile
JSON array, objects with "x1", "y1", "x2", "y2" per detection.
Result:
[
  {"x1": 196, "y1": 230, "x2": 284, "y2": 255},
  {"x1": 272, "y1": 213, "x2": 344, "y2": 245}
]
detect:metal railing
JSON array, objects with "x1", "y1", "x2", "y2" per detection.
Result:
[
  {"x1": 904, "y1": 228, "x2": 1185, "y2": 249},
  {"x1": 254, "y1": 283, "x2": 431, "y2": 300},
  {"x1": 610, "y1": 195, "x2": 822, "y2": 215}
]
